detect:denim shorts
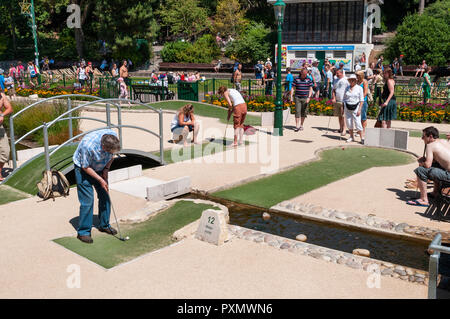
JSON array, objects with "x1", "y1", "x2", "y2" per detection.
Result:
[
  {"x1": 361, "y1": 101, "x2": 368, "y2": 121},
  {"x1": 171, "y1": 124, "x2": 193, "y2": 133}
]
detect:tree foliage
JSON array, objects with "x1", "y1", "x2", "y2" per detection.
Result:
[
  {"x1": 161, "y1": 35, "x2": 220, "y2": 63},
  {"x1": 213, "y1": 0, "x2": 247, "y2": 38},
  {"x1": 385, "y1": 12, "x2": 450, "y2": 66},
  {"x1": 225, "y1": 22, "x2": 273, "y2": 64},
  {"x1": 157, "y1": 0, "x2": 211, "y2": 41}
]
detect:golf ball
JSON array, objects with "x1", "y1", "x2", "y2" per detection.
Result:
[{"x1": 125, "y1": 236, "x2": 130, "y2": 240}]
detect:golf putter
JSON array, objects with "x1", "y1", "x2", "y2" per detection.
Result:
[
  {"x1": 323, "y1": 116, "x2": 332, "y2": 136},
  {"x1": 223, "y1": 118, "x2": 230, "y2": 146},
  {"x1": 107, "y1": 192, "x2": 129, "y2": 242}
]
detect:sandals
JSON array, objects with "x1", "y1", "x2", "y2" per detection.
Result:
[{"x1": 406, "y1": 199, "x2": 430, "y2": 207}]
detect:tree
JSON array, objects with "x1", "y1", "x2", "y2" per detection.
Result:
[
  {"x1": 419, "y1": 0, "x2": 425, "y2": 14},
  {"x1": 225, "y1": 22, "x2": 273, "y2": 64},
  {"x1": 385, "y1": 13, "x2": 450, "y2": 66},
  {"x1": 423, "y1": 0, "x2": 450, "y2": 20},
  {"x1": 161, "y1": 35, "x2": 220, "y2": 63},
  {"x1": 213, "y1": 0, "x2": 247, "y2": 38},
  {"x1": 157, "y1": 0, "x2": 211, "y2": 41},
  {"x1": 92, "y1": 0, "x2": 159, "y2": 64}
]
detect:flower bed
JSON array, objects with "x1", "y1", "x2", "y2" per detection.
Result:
[
  {"x1": 15, "y1": 86, "x2": 99, "y2": 98},
  {"x1": 206, "y1": 93, "x2": 449, "y2": 123}
]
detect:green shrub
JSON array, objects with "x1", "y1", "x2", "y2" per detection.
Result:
[
  {"x1": 5, "y1": 101, "x2": 81, "y2": 146},
  {"x1": 225, "y1": 22, "x2": 274, "y2": 64},
  {"x1": 385, "y1": 12, "x2": 450, "y2": 66},
  {"x1": 161, "y1": 35, "x2": 220, "y2": 63}
]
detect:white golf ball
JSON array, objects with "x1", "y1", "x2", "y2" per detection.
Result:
[{"x1": 125, "y1": 236, "x2": 130, "y2": 240}]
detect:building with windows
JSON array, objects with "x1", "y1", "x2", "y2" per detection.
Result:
[{"x1": 269, "y1": 0, "x2": 383, "y2": 72}]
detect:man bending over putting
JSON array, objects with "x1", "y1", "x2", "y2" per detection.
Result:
[
  {"x1": 408, "y1": 127, "x2": 450, "y2": 207},
  {"x1": 73, "y1": 129, "x2": 121, "y2": 243}
]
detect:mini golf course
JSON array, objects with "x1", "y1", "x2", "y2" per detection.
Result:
[
  {"x1": 54, "y1": 200, "x2": 215, "y2": 269},
  {"x1": 213, "y1": 147, "x2": 416, "y2": 208},
  {"x1": 0, "y1": 185, "x2": 30, "y2": 205},
  {"x1": 137, "y1": 100, "x2": 261, "y2": 126}
]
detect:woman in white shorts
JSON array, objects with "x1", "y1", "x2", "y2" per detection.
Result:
[{"x1": 343, "y1": 74, "x2": 364, "y2": 143}]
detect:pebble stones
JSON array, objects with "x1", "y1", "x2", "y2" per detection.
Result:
[
  {"x1": 262, "y1": 212, "x2": 271, "y2": 221},
  {"x1": 352, "y1": 248, "x2": 370, "y2": 258},
  {"x1": 295, "y1": 234, "x2": 307, "y2": 242}
]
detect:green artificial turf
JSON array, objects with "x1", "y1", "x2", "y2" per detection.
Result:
[
  {"x1": 0, "y1": 185, "x2": 29, "y2": 205},
  {"x1": 152, "y1": 139, "x2": 250, "y2": 164},
  {"x1": 5, "y1": 144, "x2": 78, "y2": 195},
  {"x1": 54, "y1": 200, "x2": 215, "y2": 269},
  {"x1": 213, "y1": 147, "x2": 415, "y2": 208},
  {"x1": 139, "y1": 101, "x2": 261, "y2": 126},
  {"x1": 408, "y1": 130, "x2": 448, "y2": 140}
]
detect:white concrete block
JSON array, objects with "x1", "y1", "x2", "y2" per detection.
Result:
[
  {"x1": 261, "y1": 112, "x2": 274, "y2": 127},
  {"x1": 108, "y1": 167, "x2": 129, "y2": 184},
  {"x1": 394, "y1": 130, "x2": 409, "y2": 150},
  {"x1": 146, "y1": 176, "x2": 191, "y2": 201},
  {"x1": 364, "y1": 128, "x2": 380, "y2": 147},
  {"x1": 146, "y1": 185, "x2": 165, "y2": 202},
  {"x1": 379, "y1": 128, "x2": 396, "y2": 149},
  {"x1": 127, "y1": 165, "x2": 142, "y2": 179},
  {"x1": 283, "y1": 108, "x2": 290, "y2": 125}
]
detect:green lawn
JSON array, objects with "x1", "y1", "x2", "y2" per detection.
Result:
[
  {"x1": 5, "y1": 144, "x2": 78, "y2": 195},
  {"x1": 408, "y1": 130, "x2": 448, "y2": 139},
  {"x1": 54, "y1": 200, "x2": 215, "y2": 269},
  {"x1": 143, "y1": 101, "x2": 261, "y2": 126},
  {"x1": 152, "y1": 139, "x2": 249, "y2": 165},
  {"x1": 0, "y1": 185, "x2": 29, "y2": 205},
  {"x1": 213, "y1": 147, "x2": 415, "y2": 208}
]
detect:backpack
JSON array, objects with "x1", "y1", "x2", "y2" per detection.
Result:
[{"x1": 37, "y1": 170, "x2": 70, "y2": 201}]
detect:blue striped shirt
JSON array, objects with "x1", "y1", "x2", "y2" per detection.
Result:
[
  {"x1": 73, "y1": 129, "x2": 118, "y2": 171},
  {"x1": 294, "y1": 76, "x2": 313, "y2": 98}
]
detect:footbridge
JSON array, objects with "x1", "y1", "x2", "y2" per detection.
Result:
[{"x1": 3, "y1": 95, "x2": 166, "y2": 194}]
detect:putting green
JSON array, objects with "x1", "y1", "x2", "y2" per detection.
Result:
[
  {"x1": 142, "y1": 101, "x2": 261, "y2": 126},
  {"x1": 213, "y1": 147, "x2": 415, "y2": 208},
  {"x1": 54, "y1": 200, "x2": 216, "y2": 269}
]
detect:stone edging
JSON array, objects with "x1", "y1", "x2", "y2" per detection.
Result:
[
  {"x1": 272, "y1": 201, "x2": 450, "y2": 243},
  {"x1": 227, "y1": 224, "x2": 429, "y2": 286}
]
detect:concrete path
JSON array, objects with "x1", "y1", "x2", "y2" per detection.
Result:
[{"x1": 1, "y1": 109, "x2": 445, "y2": 298}]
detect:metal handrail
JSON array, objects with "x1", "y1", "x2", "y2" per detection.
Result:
[
  {"x1": 428, "y1": 233, "x2": 450, "y2": 299},
  {"x1": 9, "y1": 95, "x2": 165, "y2": 172}
]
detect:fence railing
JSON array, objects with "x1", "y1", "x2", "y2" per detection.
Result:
[
  {"x1": 13, "y1": 74, "x2": 450, "y2": 106},
  {"x1": 428, "y1": 233, "x2": 450, "y2": 299},
  {"x1": 8, "y1": 95, "x2": 165, "y2": 173}
]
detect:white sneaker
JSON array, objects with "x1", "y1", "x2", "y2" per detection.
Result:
[{"x1": 346, "y1": 137, "x2": 354, "y2": 143}]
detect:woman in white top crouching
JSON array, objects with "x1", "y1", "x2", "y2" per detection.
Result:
[
  {"x1": 343, "y1": 74, "x2": 365, "y2": 143},
  {"x1": 171, "y1": 104, "x2": 200, "y2": 146}
]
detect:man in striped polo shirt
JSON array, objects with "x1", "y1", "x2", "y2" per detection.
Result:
[{"x1": 293, "y1": 68, "x2": 314, "y2": 132}]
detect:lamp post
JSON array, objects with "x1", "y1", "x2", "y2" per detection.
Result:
[
  {"x1": 20, "y1": 0, "x2": 40, "y2": 68},
  {"x1": 273, "y1": 0, "x2": 285, "y2": 136}
]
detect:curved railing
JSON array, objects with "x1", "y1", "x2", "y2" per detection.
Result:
[{"x1": 9, "y1": 95, "x2": 165, "y2": 172}]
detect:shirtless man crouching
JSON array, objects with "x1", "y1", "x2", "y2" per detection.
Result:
[{"x1": 407, "y1": 126, "x2": 450, "y2": 207}]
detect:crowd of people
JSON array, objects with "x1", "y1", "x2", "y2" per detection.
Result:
[{"x1": 285, "y1": 60, "x2": 398, "y2": 144}]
